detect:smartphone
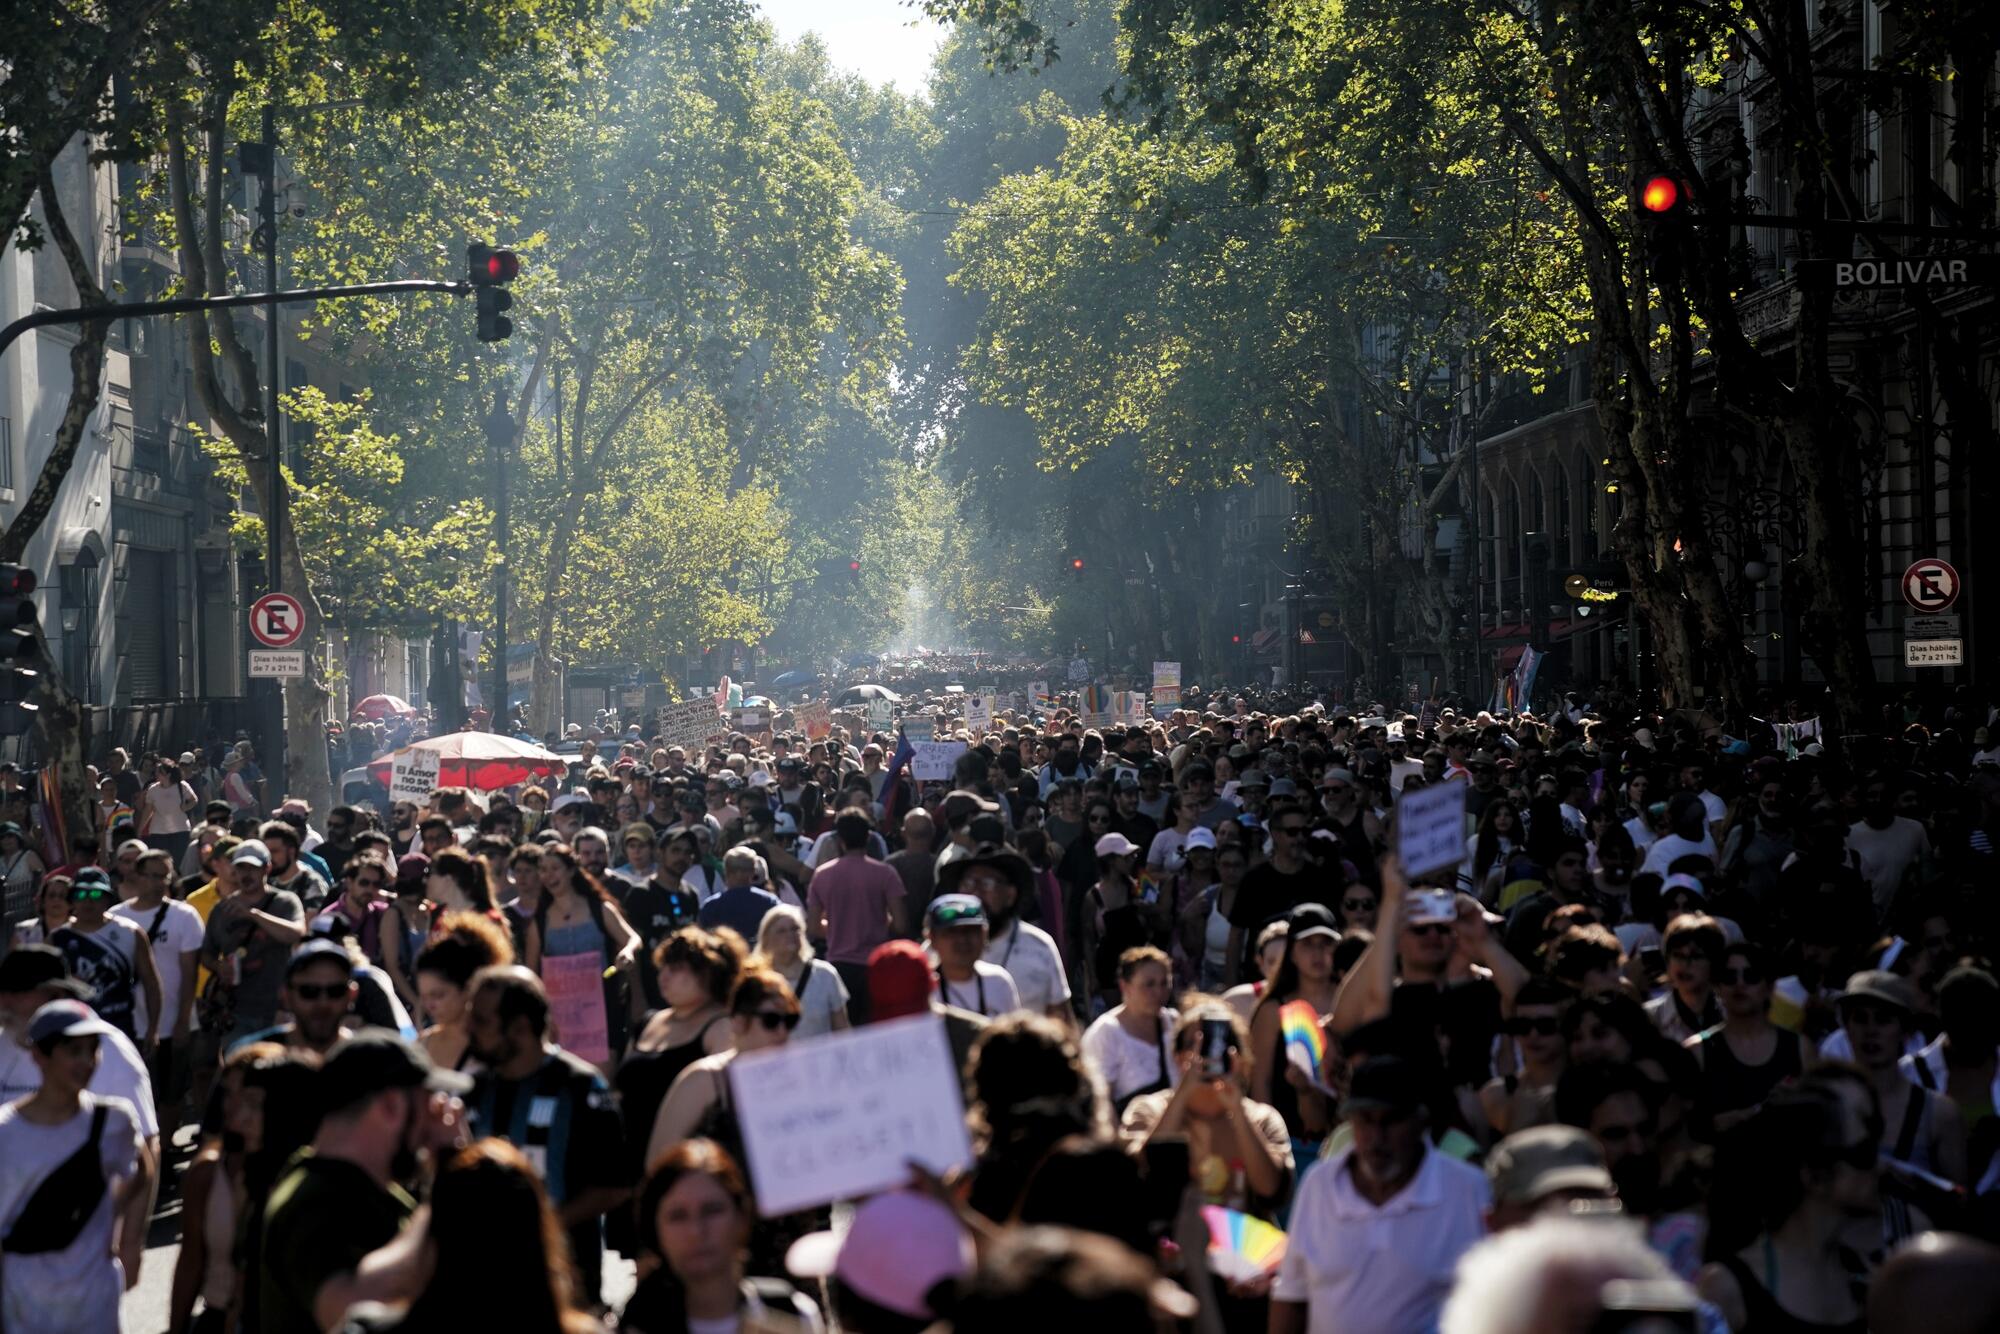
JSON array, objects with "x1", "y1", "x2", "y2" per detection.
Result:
[
  {"x1": 1638, "y1": 946, "x2": 1665, "y2": 981},
  {"x1": 1200, "y1": 1017, "x2": 1234, "y2": 1079},
  {"x1": 1591, "y1": 1279, "x2": 1700, "y2": 1334},
  {"x1": 1406, "y1": 887, "x2": 1457, "y2": 925}
]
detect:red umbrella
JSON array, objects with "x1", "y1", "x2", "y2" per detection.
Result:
[
  {"x1": 367, "y1": 734, "x2": 569, "y2": 792},
  {"x1": 352, "y1": 694, "x2": 415, "y2": 721}
]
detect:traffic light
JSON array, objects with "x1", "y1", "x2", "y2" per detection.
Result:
[
  {"x1": 0, "y1": 567, "x2": 41, "y2": 736},
  {"x1": 1067, "y1": 556, "x2": 1085, "y2": 577},
  {"x1": 846, "y1": 558, "x2": 862, "y2": 583},
  {"x1": 467, "y1": 242, "x2": 519, "y2": 343},
  {"x1": 1637, "y1": 174, "x2": 1682, "y2": 218}
]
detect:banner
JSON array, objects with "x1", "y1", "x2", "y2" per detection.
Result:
[
  {"x1": 797, "y1": 701, "x2": 831, "y2": 740},
  {"x1": 658, "y1": 698, "x2": 722, "y2": 751},
  {"x1": 965, "y1": 694, "x2": 994, "y2": 733},
  {"x1": 1112, "y1": 690, "x2": 1148, "y2": 724},
  {"x1": 1080, "y1": 683, "x2": 1112, "y2": 727},
  {"x1": 912, "y1": 740, "x2": 967, "y2": 781},
  {"x1": 388, "y1": 748, "x2": 442, "y2": 803},
  {"x1": 542, "y1": 951, "x2": 610, "y2": 1067},
  {"x1": 1152, "y1": 661, "x2": 1181, "y2": 690},
  {"x1": 728, "y1": 1013, "x2": 972, "y2": 1217}
]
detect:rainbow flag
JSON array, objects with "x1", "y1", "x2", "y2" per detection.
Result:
[
  {"x1": 1201, "y1": 1206, "x2": 1287, "y2": 1281},
  {"x1": 1280, "y1": 1000, "x2": 1326, "y2": 1083}
]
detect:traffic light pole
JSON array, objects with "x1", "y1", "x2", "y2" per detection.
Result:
[
  {"x1": 257, "y1": 106, "x2": 289, "y2": 796},
  {"x1": 487, "y1": 389, "x2": 512, "y2": 734}
]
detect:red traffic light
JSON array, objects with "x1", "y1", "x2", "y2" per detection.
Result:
[
  {"x1": 1231, "y1": 634, "x2": 1241, "y2": 644},
  {"x1": 848, "y1": 560, "x2": 861, "y2": 573},
  {"x1": 0, "y1": 567, "x2": 35, "y2": 597},
  {"x1": 1070, "y1": 557, "x2": 1084, "y2": 571},
  {"x1": 1639, "y1": 175, "x2": 1680, "y2": 214},
  {"x1": 467, "y1": 243, "x2": 520, "y2": 285}
]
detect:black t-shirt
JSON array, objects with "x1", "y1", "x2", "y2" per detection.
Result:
[
  {"x1": 621, "y1": 880, "x2": 700, "y2": 1008},
  {"x1": 260, "y1": 1153, "x2": 416, "y2": 1334},
  {"x1": 1227, "y1": 861, "x2": 1332, "y2": 975}
]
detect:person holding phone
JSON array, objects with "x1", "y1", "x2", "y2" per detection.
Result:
[{"x1": 1120, "y1": 1004, "x2": 1291, "y2": 1217}]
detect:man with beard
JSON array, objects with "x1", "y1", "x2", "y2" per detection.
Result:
[
  {"x1": 260, "y1": 820, "x2": 329, "y2": 912},
  {"x1": 258, "y1": 1029, "x2": 470, "y2": 1334},
  {"x1": 462, "y1": 965, "x2": 627, "y2": 1304},
  {"x1": 1273, "y1": 1056, "x2": 1489, "y2": 1334},
  {"x1": 621, "y1": 832, "x2": 703, "y2": 1011},
  {"x1": 233, "y1": 939, "x2": 360, "y2": 1056},
  {"x1": 945, "y1": 844, "x2": 1070, "y2": 1023},
  {"x1": 317, "y1": 805, "x2": 363, "y2": 885},
  {"x1": 1554, "y1": 1061, "x2": 1705, "y2": 1280}
]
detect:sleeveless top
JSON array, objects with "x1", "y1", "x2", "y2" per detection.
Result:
[
  {"x1": 615, "y1": 1014, "x2": 724, "y2": 1177},
  {"x1": 1716, "y1": 1253, "x2": 1866, "y2": 1334},
  {"x1": 1694, "y1": 1025, "x2": 1803, "y2": 1121},
  {"x1": 1326, "y1": 811, "x2": 1377, "y2": 886},
  {"x1": 50, "y1": 923, "x2": 140, "y2": 1037}
]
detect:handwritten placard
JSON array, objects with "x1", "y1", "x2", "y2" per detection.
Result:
[
  {"x1": 901, "y1": 716, "x2": 935, "y2": 745},
  {"x1": 658, "y1": 698, "x2": 721, "y2": 751},
  {"x1": 912, "y1": 740, "x2": 968, "y2": 782},
  {"x1": 964, "y1": 694, "x2": 993, "y2": 733},
  {"x1": 542, "y1": 951, "x2": 610, "y2": 1066},
  {"x1": 728, "y1": 1013, "x2": 972, "y2": 1216},
  {"x1": 388, "y1": 748, "x2": 441, "y2": 803},
  {"x1": 1396, "y1": 780, "x2": 1468, "y2": 882},
  {"x1": 1152, "y1": 661, "x2": 1181, "y2": 690},
  {"x1": 797, "y1": 701, "x2": 831, "y2": 740}
]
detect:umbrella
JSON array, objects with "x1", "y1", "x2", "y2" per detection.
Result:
[
  {"x1": 367, "y1": 733, "x2": 569, "y2": 792},
  {"x1": 835, "y1": 683, "x2": 902, "y2": 706},
  {"x1": 742, "y1": 695, "x2": 775, "y2": 708},
  {"x1": 352, "y1": 694, "x2": 414, "y2": 721},
  {"x1": 769, "y1": 670, "x2": 819, "y2": 688}
]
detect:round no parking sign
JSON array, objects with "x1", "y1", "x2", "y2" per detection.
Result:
[
  {"x1": 249, "y1": 592, "x2": 306, "y2": 648},
  {"x1": 1901, "y1": 558, "x2": 1960, "y2": 613}
]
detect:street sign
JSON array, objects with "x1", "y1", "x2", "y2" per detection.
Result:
[
  {"x1": 1901, "y1": 557, "x2": 1961, "y2": 612},
  {"x1": 248, "y1": 592, "x2": 306, "y2": 648},
  {"x1": 1905, "y1": 639, "x2": 1964, "y2": 668},
  {"x1": 1908, "y1": 614, "x2": 1960, "y2": 639},
  {"x1": 249, "y1": 649, "x2": 305, "y2": 679},
  {"x1": 1795, "y1": 256, "x2": 2000, "y2": 291}
]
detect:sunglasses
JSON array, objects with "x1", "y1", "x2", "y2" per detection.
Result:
[
  {"x1": 1406, "y1": 922, "x2": 1453, "y2": 937},
  {"x1": 348, "y1": 875, "x2": 386, "y2": 890},
  {"x1": 1505, "y1": 1015, "x2": 1564, "y2": 1037},
  {"x1": 1721, "y1": 966, "x2": 1765, "y2": 985},
  {"x1": 751, "y1": 1011, "x2": 800, "y2": 1032},
  {"x1": 930, "y1": 903, "x2": 986, "y2": 928},
  {"x1": 1342, "y1": 899, "x2": 1377, "y2": 913},
  {"x1": 290, "y1": 982, "x2": 348, "y2": 1001},
  {"x1": 70, "y1": 887, "x2": 113, "y2": 902}
]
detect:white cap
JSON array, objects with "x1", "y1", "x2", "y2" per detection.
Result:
[
  {"x1": 1184, "y1": 827, "x2": 1218, "y2": 851},
  {"x1": 1093, "y1": 832, "x2": 1140, "y2": 858}
]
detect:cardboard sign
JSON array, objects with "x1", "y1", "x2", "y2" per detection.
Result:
[
  {"x1": 912, "y1": 740, "x2": 968, "y2": 782},
  {"x1": 1152, "y1": 661, "x2": 1181, "y2": 690},
  {"x1": 658, "y1": 698, "x2": 722, "y2": 751},
  {"x1": 1080, "y1": 683, "x2": 1112, "y2": 728},
  {"x1": 867, "y1": 697, "x2": 894, "y2": 733},
  {"x1": 541, "y1": 951, "x2": 610, "y2": 1066},
  {"x1": 1113, "y1": 690, "x2": 1148, "y2": 724},
  {"x1": 965, "y1": 694, "x2": 994, "y2": 732},
  {"x1": 1396, "y1": 780, "x2": 1468, "y2": 882},
  {"x1": 901, "y1": 716, "x2": 935, "y2": 745},
  {"x1": 388, "y1": 748, "x2": 441, "y2": 803},
  {"x1": 797, "y1": 701, "x2": 832, "y2": 739},
  {"x1": 737, "y1": 709, "x2": 767, "y2": 730},
  {"x1": 728, "y1": 1012, "x2": 972, "y2": 1216},
  {"x1": 1030, "y1": 681, "x2": 1051, "y2": 711}
]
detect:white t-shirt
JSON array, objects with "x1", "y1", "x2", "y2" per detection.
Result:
[
  {"x1": 1694, "y1": 789, "x2": 1727, "y2": 826},
  {"x1": 109, "y1": 899, "x2": 205, "y2": 1039},
  {"x1": 1272, "y1": 1146, "x2": 1491, "y2": 1334},
  {"x1": 0, "y1": 1027, "x2": 159, "y2": 1141},
  {"x1": 141, "y1": 781, "x2": 198, "y2": 835},
  {"x1": 984, "y1": 919, "x2": 1071, "y2": 1016},
  {"x1": 1640, "y1": 831, "x2": 1719, "y2": 876},
  {"x1": 1623, "y1": 816, "x2": 1659, "y2": 850},
  {"x1": 789, "y1": 958, "x2": 851, "y2": 1040},
  {"x1": 1080, "y1": 1005, "x2": 1180, "y2": 1103},
  {"x1": 0, "y1": 1094, "x2": 142, "y2": 1334},
  {"x1": 1146, "y1": 828, "x2": 1188, "y2": 870},
  {"x1": 1845, "y1": 817, "x2": 1931, "y2": 911},
  {"x1": 936, "y1": 960, "x2": 1021, "y2": 1020}
]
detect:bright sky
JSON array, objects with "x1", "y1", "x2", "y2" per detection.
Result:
[{"x1": 759, "y1": 0, "x2": 946, "y2": 95}]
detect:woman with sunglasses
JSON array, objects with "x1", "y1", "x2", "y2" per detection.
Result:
[
  {"x1": 1248, "y1": 905, "x2": 1340, "y2": 1172},
  {"x1": 1688, "y1": 940, "x2": 1803, "y2": 1137},
  {"x1": 1336, "y1": 885, "x2": 1379, "y2": 933},
  {"x1": 1478, "y1": 978, "x2": 1571, "y2": 1136},
  {"x1": 1696, "y1": 1072, "x2": 1880, "y2": 1334}
]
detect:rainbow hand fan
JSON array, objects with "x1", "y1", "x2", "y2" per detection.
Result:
[
  {"x1": 1201, "y1": 1205, "x2": 1287, "y2": 1282},
  {"x1": 1280, "y1": 1000, "x2": 1326, "y2": 1083}
]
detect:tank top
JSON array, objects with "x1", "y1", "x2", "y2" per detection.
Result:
[
  {"x1": 50, "y1": 923, "x2": 139, "y2": 1036},
  {"x1": 201, "y1": 1164, "x2": 237, "y2": 1310},
  {"x1": 615, "y1": 1014, "x2": 724, "y2": 1177},
  {"x1": 1716, "y1": 1253, "x2": 1865, "y2": 1334},
  {"x1": 1326, "y1": 810, "x2": 1377, "y2": 886},
  {"x1": 1695, "y1": 1025, "x2": 1804, "y2": 1122}
]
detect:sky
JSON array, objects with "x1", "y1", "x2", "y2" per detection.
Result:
[{"x1": 759, "y1": 0, "x2": 946, "y2": 95}]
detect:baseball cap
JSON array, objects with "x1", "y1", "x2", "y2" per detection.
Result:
[
  {"x1": 1344, "y1": 1054, "x2": 1425, "y2": 1111},
  {"x1": 550, "y1": 793, "x2": 588, "y2": 813},
  {"x1": 1286, "y1": 902, "x2": 1340, "y2": 943},
  {"x1": 621, "y1": 822, "x2": 656, "y2": 846},
  {"x1": 1183, "y1": 827, "x2": 1218, "y2": 852},
  {"x1": 1660, "y1": 871, "x2": 1706, "y2": 899},
  {"x1": 26, "y1": 999, "x2": 118, "y2": 1047},
  {"x1": 318, "y1": 1028, "x2": 472, "y2": 1113},
  {"x1": 1319, "y1": 767, "x2": 1356, "y2": 788},
  {"x1": 928, "y1": 893, "x2": 988, "y2": 930},
  {"x1": 1486, "y1": 1125, "x2": 1615, "y2": 1207},
  {"x1": 868, "y1": 940, "x2": 935, "y2": 1020},
  {"x1": 0, "y1": 945, "x2": 68, "y2": 995},
  {"x1": 114, "y1": 838, "x2": 150, "y2": 863},
  {"x1": 231, "y1": 839, "x2": 272, "y2": 867},
  {"x1": 1838, "y1": 969, "x2": 1916, "y2": 1013},
  {"x1": 1093, "y1": 832, "x2": 1139, "y2": 858},
  {"x1": 941, "y1": 789, "x2": 1000, "y2": 823},
  {"x1": 71, "y1": 867, "x2": 114, "y2": 897},
  {"x1": 787, "y1": 1190, "x2": 974, "y2": 1321},
  {"x1": 286, "y1": 938, "x2": 356, "y2": 979},
  {"x1": 395, "y1": 853, "x2": 432, "y2": 889}
]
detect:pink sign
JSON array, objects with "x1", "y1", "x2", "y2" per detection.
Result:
[{"x1": 542, "y1": 951, "x2": 610, "y2": 1066}]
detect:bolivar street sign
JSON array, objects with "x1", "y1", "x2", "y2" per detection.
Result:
[{"x1": 1794, "y1": 256, "x2": 2000, "y2": 291}]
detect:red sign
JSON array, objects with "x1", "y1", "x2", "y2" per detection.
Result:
[
  {"x1": 1901, "y1": 558, "x2": 1960, "y2": 613},
  {"x1": 248, "y1": 592, "x2": 306, "y2": 649}
]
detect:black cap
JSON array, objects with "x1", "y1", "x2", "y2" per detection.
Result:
[
  {"x1": 1286, "y1": 902, "x2": 1341, "y2": 942},
  {"x1": 1346, "y1": 1055, "x2": 1425, "y2": 1112},
  {"x1": 319, "y1": 1028, "x2": 471, "y2": 1114},
  {"x1": 0, "y1": 944, "x2": 67, "y2": 994}
]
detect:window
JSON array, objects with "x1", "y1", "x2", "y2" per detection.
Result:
[
  {"x1": 0, "y1": 417, "x2": 12, "y2": 492},
  {"x1": 59, "y1": 550, "x2": 100, "y2": 705}
]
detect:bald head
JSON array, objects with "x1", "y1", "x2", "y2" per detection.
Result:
[{"x1": 1869, "y1": 1232, "x2": 2000, "y2": 1334}]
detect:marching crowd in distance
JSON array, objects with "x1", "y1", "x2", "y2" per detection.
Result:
[{"x1": 2, "y1": 679, "x2": 2000, "y2": 1334}]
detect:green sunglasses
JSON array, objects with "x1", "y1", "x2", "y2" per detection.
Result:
[{"x1": 70, "y1": 886, "x2": 114, "y2": 902}]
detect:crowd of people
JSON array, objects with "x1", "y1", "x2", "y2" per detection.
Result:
[{"x1": 2, "y1": 685, "x2": 2000, "y2": 1334}]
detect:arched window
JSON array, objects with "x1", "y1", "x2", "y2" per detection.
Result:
[
  {"x1": 60, "y1": 547, "x2": 100, "y2": 704},
  {"x1": 1551, "y1": 461, "x2": 1572, "y2": 562}
]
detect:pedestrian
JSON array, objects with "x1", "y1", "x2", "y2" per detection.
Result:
[
  {"x1": 1249, "y1": 905, "x2": 1341, "y2": 1167},
  {"x1": 140, "y1": 760, "x2": 200, "y2": 868},
  {"x1": 198, "y1": 839, "x2": 307, "y2": 1044},
  {"x1": 785, "y1": 1187, "x2": 975, "y2": 1334},
  {"x1": 50, "y1": 867, "x2": 163, "y2": 1046},
  {"x1": 109, "y1": 848, "x2": 203, "y2": 1132},
  {"x1": 695, "y1": 847, "x2": 780, "y2": 942},
  {"x1": 804, "y1": 806, "x2": 905, "y2": 1023},
  {"x1": 943, "y1": 844, "x2": 1070, "y2": 1024},
  {"x1": 0, "y1": 999, "x2": 153, "y2": 1333},
  {"x1": 928, "y1": 893, "x2": 1022, "y2": 1019},
  {"x1": 412, "y1": 913, "x2": 516, "y2": 1073},
  {"x1": 751, "y1": 904, "x2": 850, "y2": 1039},
  {"x1": 1079, "y1": 944, "x2": 1178, "y2": 1113}
]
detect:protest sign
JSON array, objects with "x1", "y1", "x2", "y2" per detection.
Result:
[
  {"x1": 1113, "y1": 690, "x2": 1148, "y2": 724},
  {"x1": 1080, "y1": 683, "x2": 1112, "y2": 728},
  {"x1": 912, "y1": 740, "x2": 968, "y2": 781},
  {"x1": 965, "y1": 694, "x2": 994, "y2": 732},
  {"x1": 388, "y1": 748, "x2": 441, "y2": 804},
  {"x1": 797, "y1": 701, "x2": 831, "y2": 740},
  {"x1": 736, "y1": 709, "x2": 767, "y2": 730},
  {"x1": 901, "y1": 716, "x2": 935, "y2": 745},
  {"x1": 867, "y1": 697, "x2": 894, "y2": 733},
  {"x1": 1152, "y1": 661, "x2": 1181, "y2": 690},
  {"x1": 541, "y1": 952, "x2": 610, "y2": 1066},
  {"x1": 658, "y1": 698, "x2": 722, "y2": 751},
  {"x1": 1396, "y1": 780, "x2": 1468, "y2": 882},
  {"x1": 728, "y1": 1012, "x2": 972, "y2": 1216},
  {"x1": 1029, "y1": 681, "x2": 1051, "y2": 711}
]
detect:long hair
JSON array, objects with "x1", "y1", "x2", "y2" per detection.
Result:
[
  {"x1": 538, "y1": 843, "x2": 615, "y2": 907},
  {"x1": 403, "y1": 1139, "x2": 597, "y2": 1333},
  {"x1": 1472, "y1": 799, "x2": 1518, "y2": 881}
]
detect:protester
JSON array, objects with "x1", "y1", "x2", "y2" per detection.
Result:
[
  {"x1": 804, "y1": 807, "x2": 904, "y2": 1021},
  {"x1": 944, "y1": 844, "x2": 1071, "y2": 1022},
  {"x1": 928, "y1": 892, "x2": 1022, "y2": 1019},
  {"x1": 751, "y1": 904, "x2": 850, "y2": 1039},
  {"x1": 1079, "y1": 944, "x2": 1178, "y2": 1112},
  {"x1": 50, "y1": 867, "x2": 162, "y2": 1044}
]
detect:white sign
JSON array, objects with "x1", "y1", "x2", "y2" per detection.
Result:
[
  {"x1": 1029, "y1": 681, "x2": 1050, "y2": 709},
  {"x1": 1152, "y1": 661, "x2": 1181, "y2": 690},
  {"x1": 1396, "y1": 780, "x2": 1468, "y2": 882},
  {"x1": 965, "y1": 694, "x2": 994, "y2": 732},
  {"x1": 911, "y1": 740, "x2": 967, "y2": 782},
  {"x1": 867, "y1": 697, "x2": 893, "y2": 733},
  {"x1": 728, "y1": 1012, "x2": 972, "y2": 1217},
  {"x1": 1907, "y1": 614, "x2": 1959, "y2": 638},
  {"x1": 1905, "y1": 638, "x2": 1964, "y2": 667},
  {"x1": 736, "y1": 709, "x2": 767, "y2": 730},
  {"x1": 1901, "y1": 557, "x2": 1961, "y2": 612},
  {"x1": 658, "y1": 698, "x2": 721, "y2": 750},
  {"x1": 248, "y1": 649, "x2": 305, "y2": 679},
  {"x1": 388, "y1": 748, "x2": 442, "y2": 803},
  {"x1": 1113, "y1": 690, "x2": 1148, "y2": 724},
  {"x1": 901, "y1": 716, "x2": 935, "y2": 745},
  {"x1": 1067, "y1": 657, "x2": 1090, "y2": 682}
]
